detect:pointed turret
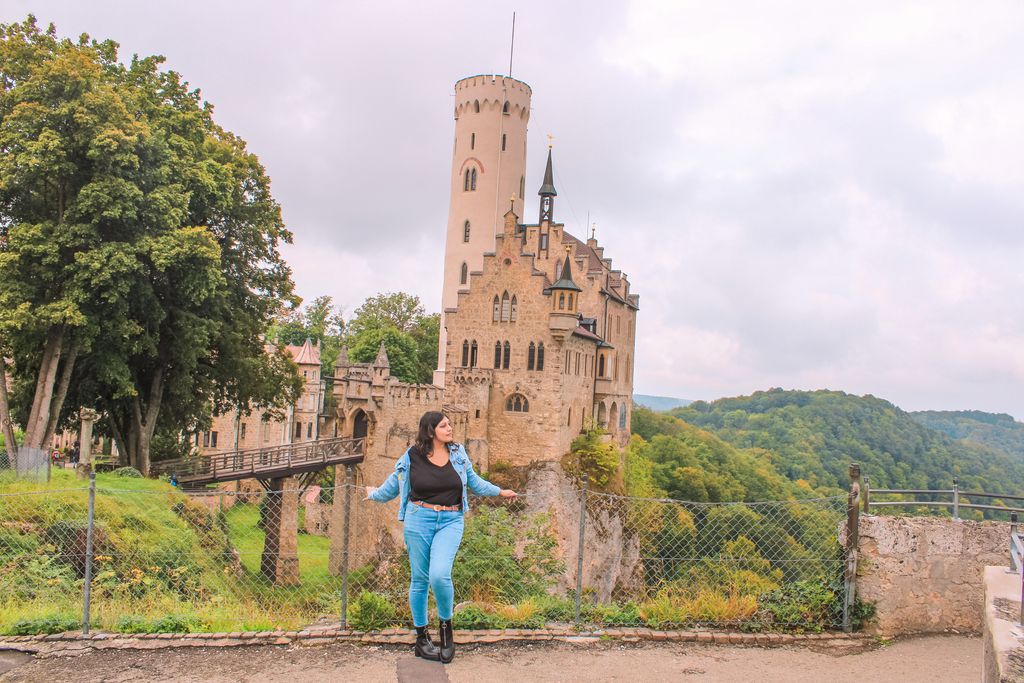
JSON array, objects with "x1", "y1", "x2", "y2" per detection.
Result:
[
  {"x1": 538, "y1": 147, "x2": 557, "y2": 223},
  {"x1": 374, "y1": 341, "x2": 390, "y2": 367},
  {"x1": 548, "y1": 246, "x2": 582, "y2": 341},
  {"x1": 549, "y1": 249, "x2": 582, "y2": 293}
]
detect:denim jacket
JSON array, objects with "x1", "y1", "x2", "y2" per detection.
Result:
[{"x1": 367, "y1": 442, "x2": 501, "y2": 520}]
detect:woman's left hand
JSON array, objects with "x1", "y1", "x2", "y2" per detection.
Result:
[{"x1": 499, "y1": 489, "x2": 518, "y2": 498}]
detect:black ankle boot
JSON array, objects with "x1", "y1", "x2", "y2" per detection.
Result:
[
  {"x1": 414, "y1": 625, "x2": 440, "y2": 660},
  {"x1": 438, "y1": 619, "x2": 455, "y2": 663}
]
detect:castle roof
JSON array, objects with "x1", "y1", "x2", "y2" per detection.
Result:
[
  {"x1": 538, "y1": 148, "x2": 557, "y2": 197},
  {"x1": 285, "y1": 338, "x2": 321, "y2": 366},
  {"x1": 548, "y1": 249, "x2": 582, "y2": 292}
]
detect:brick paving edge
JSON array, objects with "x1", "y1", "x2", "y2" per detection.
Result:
[{"x1": 0, "y1": 628, "x2": 869, "y2": 655}]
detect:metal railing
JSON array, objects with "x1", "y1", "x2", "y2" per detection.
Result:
[
  {"x1": 862, "y1": 477, "x2": 1024, "y2": 519},
  {"x1": 1009, "y1": 512, "x2": 1024, "y2": 627},
  {"x1": 151, "y1": 436, "x2": 365, "y2": 484}
]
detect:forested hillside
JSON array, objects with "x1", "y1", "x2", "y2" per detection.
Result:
[
  {"x1": 649, "y1": 389, "x2": 1024, "y2": 496},
  {"x1": 911, "y1": 410, "x2": 1024, "y2": 460}
]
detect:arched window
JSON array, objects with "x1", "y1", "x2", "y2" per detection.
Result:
[
  {"x1": 463, "y1": 220, "x2": 471, "y2": 242},
  {"x1": 470, "y1": 168, "x2": 477, "y2": 190},
  {"x1": 558, "y1": 292, "x2": 565, "y2": 310},
  {"x1": 528, "y1": 342, "x2": 536, "y2": 371},
  {"x1": 470, "y1": 340, "x2": 478, "y2": 367},
  {"x1": 501, "y1": 291, "x2": 511, "y2": 322},
  {"x1": 619, "y1": 407, "x2": 628, "y2": 430},
  {"x1": 510, "y1": 295, "x2": 518, "y2": 321},
  {"x1": 494, "y1": 342, "x2": 501, "y2": 369},
  {"x1": 502, "y1": 341, "x2": 511, "y2": 369},
  {"x1": 567, "y1": 293, "x2": 574, "y2": 310},
  {"x1": 474, "y1": 99, "x2": 480, "y2": 113},
  {"x1": 462, "y1": 340, "x2": 469, "y2": 367},
  {"x1": 492, "y1": 295, "x2": 500, "y2": 322},
  {"x1": 464, "y1": 169, "x2": 471, "y2": 191},
  {"x1": 502, "y1": 101, "x2": 510, "y2": 114},
  {"x1": 505, "y1": 393, "x2": 529, "y2": 412},
  {"x1": 598, "y1": 354, "x2": 605, "y2": 377},
  {"x1": 537, "y1": 343, "x2": 545, "y2": 371},
  {"x1": 460, "y1": 262, "x2": 468, "y2": 285}
]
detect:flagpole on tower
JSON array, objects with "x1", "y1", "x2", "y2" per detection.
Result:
[{"x1": 509, "y1": 12, "x2": 516, "y2": 78}]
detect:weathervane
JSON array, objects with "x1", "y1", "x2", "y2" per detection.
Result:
[{"x1": 547, "y1": 133, "x2": 554, "y2": 149}]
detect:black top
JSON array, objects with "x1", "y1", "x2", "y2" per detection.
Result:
[{"x1": 409, "y1": 451, "x2": 462, "y2": 507}]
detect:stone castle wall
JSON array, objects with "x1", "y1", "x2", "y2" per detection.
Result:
[{"x1": 856, "y1": 514, "x2": 1011, "y2": 635}]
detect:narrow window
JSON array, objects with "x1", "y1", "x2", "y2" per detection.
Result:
[
  {"x1": 464, "y1": 169, "x2": 471, "y2": 191},
  {"x1": 471, "y1": 132, "x2": 476, "y2": 149},
  {"x1": 464, "y1": 220, "x2": 471, "y2": 242},
  {"x1": 558, "y1": 292, "x2": 565, "y2": 310},
  {"x1": 537, "y1": 343, "x2": 545, "y2": 371},
  {"x1": 474, "y1": 100, "x2": 480, "y2": 113},
  {"x1": 294, "y1": 422, "x2": 302, "y2": 438},
  {"x1": 460, "y1": 262, "x2": 468, "y2": 285},
  {"x1": 501, "y1": 291, "x2": 511, "y2": 321},
  {"x1": 510, "y1": 295, "x2": 518, "y2": 321},
  {"x1": 502, "y1": 133, "x2": 507, "y2": 151},
  {"x1": 567, "y1": 293, "x2": 574, "y2": 310},
  {"x1": 514, "y1": 396, "x2": 521, "y2": 411},
  {"x1": 303, "y1": 370, "x2": 308, "y2": 378},
  {"x1": 240, "y1": 423, "x2": 247, "y2": 441},
  {"x1": 470, "y1": 340, "x2": 478, "y2": 367},
  {"x1": 599, "y1": 354, "x2": 605, "y2": 377},
  {"x1": 211, "y1": 431, "x2": 218, "y2": 448},
  {"x1": 203, "y1": 432, "x2": 210, "y2": 448},
  {"x1": 523, "y1": 398, "x2": 529, "y2": 412},
  {"x1": 540, "y1": 233, "x2": 549, "y2": 250},
  {"x1": 493, "y1": 295, "x2": 500, "y2": 322},
  {"x1": 462, "y1": 340, "x2": 469, "y2": 367},
  {"x1": 307, "y1": 423, "x2": 312, "y2": 438},
  {"x1": 503, "y1": 101, "x2": 510, "y2": 114},
  {"x1": 470, "y1": 168, "x2": 477, "y2": 190},
  {"x1": 619, "y1": 408, "x2": 627, "y2": 430},
  {"x1": 576, "y1": 352, "x2": 580, "y2": 375},
  {"x1": 528, "y1": 342, "x2": 536, "y2": 371},
  {"x1": 554, "y1": 260, "x2": 562, "y2": 278},
  {"x1": 502, "y1": 341, "x2": 510, "y2": 369},
  {"x1": 568, "y1": 408, "x2": 572, "y2": 426},
  {"x1": 494, "y1": 342, "x2": 502, "y2": 369},
  {"x1": 506, "y1": 397, "x2": 513, "y2": 411}
]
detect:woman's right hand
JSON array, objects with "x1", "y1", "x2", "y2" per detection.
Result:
[{"x1": 365, "y1": 486, "x2": 376, "y2": 500}]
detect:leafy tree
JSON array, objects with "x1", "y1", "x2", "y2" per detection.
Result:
[
  {"x1": 270, "y1": 295, "x2": 346, "y2": 374},
  {"x1": 348, "y1": 327, "x2": 419, "y2": 383},
  {"x1": 345, "y1": 292, "x2": 438, "y2": 384},
  {"x1": 347, "y1": 292, "x2": 425, "y2": 336},
  {"x1": 0, "y1": 17, "x2": 301, "y2": 472}
]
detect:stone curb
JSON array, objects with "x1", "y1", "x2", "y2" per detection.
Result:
[{"x1": 0, "y1": 628, "x2": 868, "y2": 656}]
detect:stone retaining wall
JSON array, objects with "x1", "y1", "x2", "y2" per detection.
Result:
[
  {"x1": 857, "y1": 515, "x2": 1010, "y2": 635},
  {"x1": 0, "y1": 627, "x2": 864, "y2": 657}
]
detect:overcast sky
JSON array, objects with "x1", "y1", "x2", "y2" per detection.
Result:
[{"x1": 6, "y1": 1, "x2": 1023, "y2": 418}]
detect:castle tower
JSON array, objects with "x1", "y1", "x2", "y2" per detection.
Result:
[{"x1": 434, "y1": 74, "x2": 532, "y2": 385}]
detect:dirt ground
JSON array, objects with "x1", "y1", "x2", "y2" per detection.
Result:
[{"x1": 0, "y1": 634, "x2": 980, "y2": 683}]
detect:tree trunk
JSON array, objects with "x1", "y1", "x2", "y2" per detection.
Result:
[
  {"x1": 24, "y1": 326, "x2": 65, "y2": 449},
  {"x1": 108, "y1": 412, "x2": 129, "y2": 467},
  {"x1": 130, "y1": 367, "x2": 164, "y2": 476},
  {"x1": 0, "y1": 356, "x2": 18, "y2": 458},
  {"x1": 41, "y1": 336, "x2": 81, "y2": 450}
]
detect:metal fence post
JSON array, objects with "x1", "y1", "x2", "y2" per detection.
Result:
[
  {"x1": 340, "y1": 465, "x2": 353, "y2": 629},
  {"x1": 952, "y1": 477, "x2": 960, "y2": 520},
  {"x1": 82, "y1": 470, "x2": 97, "y2": 635},
  {"x1": 574, "y1": 472, "x2": 588, "y2": 625},
  {"x1": 843, "y1": 463, "x2": 861, "y2": 633},
  {"x1": 862, "y1": 475, "x2": 870, "y2": 513}
]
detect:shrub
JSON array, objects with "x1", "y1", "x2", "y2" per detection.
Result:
[
  {"x1": 116, "y1": 614, "x2": 204, "y2": 633},
  {"x1": 112, "y1": 466, "x2": 144, "y2": 478},
  {"x1": 347, "y1": 591, "x2": 399, "y2": 631},
  {"x1": 453, "y1": 604, "x2": 506, "y2": 629},
  {"x1": 563, "y1": 425, "x2": 620, "y2": 488},
  {"x1": 10, "y1": 615, "x2": 81, "y2": 635}
]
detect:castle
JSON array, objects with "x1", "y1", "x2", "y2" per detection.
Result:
[{"x1": 199, "y1": 74, "x2": 639, "y2": 560}]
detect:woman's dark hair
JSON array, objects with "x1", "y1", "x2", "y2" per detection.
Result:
[{"x1": 412, "y1": 411, "x2": 447, "y2": 458}]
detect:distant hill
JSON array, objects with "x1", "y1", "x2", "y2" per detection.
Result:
[
  {"x1": 661, "y1": 388, "x2": 1024, "y2": 496},
  {"x1": 633, "y1": 394, "x2": 692, "y2": 412},
  {"x1": 910, "y1": 410, "x2": 1024, "y2": 460}
]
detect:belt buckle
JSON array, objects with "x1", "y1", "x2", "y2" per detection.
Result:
[{"x1": 433, "y1": 504, "x2": 442, "y2": 512}]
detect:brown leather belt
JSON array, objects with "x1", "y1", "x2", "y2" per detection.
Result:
[{"x1": 410, "y1": 500, "x2": 461, "y2": 512}]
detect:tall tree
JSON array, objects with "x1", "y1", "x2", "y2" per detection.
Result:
[{"x1": 0, "y1": 17, "x2": 300, "y2": 472}]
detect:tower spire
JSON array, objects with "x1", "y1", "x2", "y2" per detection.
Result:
[{"x1": 538, "y1": 145, "x2": 557, "y2": 223}]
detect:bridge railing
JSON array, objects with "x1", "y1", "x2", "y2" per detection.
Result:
[
  {"x1": 151, "y1": 436, "x2": 364, "y2": 482},
  {"x1": 862, "y1": 476, "x2": 1024, "y2": 520}
]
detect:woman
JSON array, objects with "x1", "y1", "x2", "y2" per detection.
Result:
[{"x1": 366, "y1": 411, "x2": 516, "y2": 663}]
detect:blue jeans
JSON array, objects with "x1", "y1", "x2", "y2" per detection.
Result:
[{"x1": 403, "y1": 505, "x2": 465, "y2": 627}]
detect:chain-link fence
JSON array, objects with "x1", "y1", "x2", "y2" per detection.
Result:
[
  {"x1": 0, "y1": 468, "x2": 852, "y2": 636},
  {"x1": 0, "y1": 446, "x2": 51, "y2": 482}
]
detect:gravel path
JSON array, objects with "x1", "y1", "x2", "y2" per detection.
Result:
[{"x1": 0, "y1": 634, "x2": 980, "y2": 682}]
